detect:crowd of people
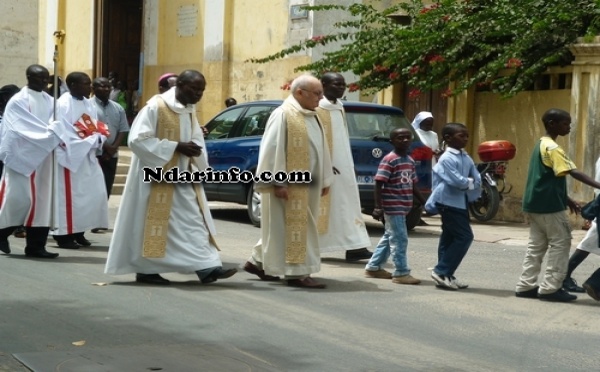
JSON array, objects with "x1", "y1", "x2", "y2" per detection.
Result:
[{"x1": 2, "y1": 65, "x2": 600, "y2": 301}]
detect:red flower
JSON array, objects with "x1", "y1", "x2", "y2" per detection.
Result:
[
  {"x1": 408, "y1": 88, "x2": 421, "y2": 99},
  {"x1": 374, "y1": 65, "x2": 389, "y2": 73},
  {"x1": 280, "y1": 82, "x2": 291, "y2": 91},
  {"x1": 441, "y1": 88, "x2": 453, "y2": 98},
  {"x1": 389, "y1": 72, "x2": 400, "y2": 80},
  {"x1": 419, "y1": 3, "x2": 440, "y2": 14},
  {"x1": 311, "y1": 35, "x2": 326, "y2": 44},
  {"x1": 505, "y1": 58, "x2": 522, "y2": 68},
  {"x1": 409, "y1": 65, "x2": 420, "y2": 75},
  {"x1": 347, "y1": 83, "x2": 360, "y2": 92},
  {"x1": 428, "y1": 54, "x2": 445, "y2": 64},
  {"x1": 441, "y1": 15, "x2": 450, "y2": 22},
  {"x1": 411, "y1": 146, "x2": 433, "y2": 161}
]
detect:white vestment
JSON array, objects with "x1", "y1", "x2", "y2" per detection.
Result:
[
  {"x1": 54, "y1": 93, "x2": 108, "y2": 234},
  {"x1": 317, "y1": 98, "x2": 371, "y2": 252},
  {"x1": 105, "y1": 88, "x2": 221, "y2": 275},
  {"x1": 251, "y1": 96, "x2": 333, "y2": 277},
  {"x1": 0, "y1": 87, "x2": 66, "y2": 227}
]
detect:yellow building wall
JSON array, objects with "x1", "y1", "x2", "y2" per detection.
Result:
[
  {"x1": 472, "y1": 90, "x2": 571, "y2": 222},
  {"x1": 56, "y1": 0, "x2": 94, "y2": 78},
  {"x1": 227, "y1": 0, "x2": 309, "y2": 106}
]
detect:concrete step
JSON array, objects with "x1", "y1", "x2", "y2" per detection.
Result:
[{"x1": 112, "y1": 184, "x2": 125, "y2": 195}]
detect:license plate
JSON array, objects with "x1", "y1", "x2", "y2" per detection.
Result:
[{"x1": 356, "y1": 175, "x2": 374, "y2": 185}]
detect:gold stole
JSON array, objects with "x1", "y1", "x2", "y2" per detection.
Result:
[
  {"x1": 142, "y1": 98, "x2": 218, "y2": 258},
  {"x1": 315, "y1": 107, "x2": 333, "y2": 234},
  {"x1": 282, "y1": 104, "x2": 311, "y2": 264}
]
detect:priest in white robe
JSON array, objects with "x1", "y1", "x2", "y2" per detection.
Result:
[
  {"x1": 244, "y1": 75, "x2": 334, "y2": 289},
  {"x1": 316, "y1": 73, "x2": 372, "y2": 262},
  {"x1": 0, "y1": 64, "x2": 68, "y2": 258},
  {"x1": 105, "y1": 70, "x2": 237, "y2": 285},
  {"x1": 53, "y1": 72, "x2": 109, "y2": 249}
]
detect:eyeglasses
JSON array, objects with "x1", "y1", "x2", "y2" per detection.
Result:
[{"x1": 300, "y1": 88, "x2": 324, "y2": 97}]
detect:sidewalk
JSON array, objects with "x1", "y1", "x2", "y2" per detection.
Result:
[{"x1": 415, "y1": 214, "x2": 588, "y2": 248}]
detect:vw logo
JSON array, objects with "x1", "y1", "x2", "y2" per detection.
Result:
[{"x1": 372, "y1": 148, "x2": 383, "y2": 158}]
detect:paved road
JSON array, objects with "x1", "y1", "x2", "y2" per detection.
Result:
[{"x1": 0, "y1": 198, "x2": 599, "y2": 371}]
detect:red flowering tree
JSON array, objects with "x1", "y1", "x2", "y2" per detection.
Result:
[{"x1": 249, "y1": 0, "x2": 600, "y2": 97}]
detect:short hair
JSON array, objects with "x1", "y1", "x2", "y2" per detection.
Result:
[
  {"x1": 225, "y1": 97, "x2": 237, "y2": 106},
  {"x1": 389, "y1": 127, "x2": 412, "y2": 140},
  {"x1": 177, "y1": 70, "x2": 205, "y2": 85},
  {"x1": 92, "y1": 77, "x2": 109, "y2": 87},
  {"x1": 25, "y1": 64, "x2": 48, "y2": 78},
  {"x1": 542, "y1": 108, "x2": 570, "y2": 127},
  {"x1": 290, "y1": 74, "x2": 317, "y2": 93},
  {"x1": 158, "y1": 73, "x2": 177, "y2": 88},
  {"x1": 320, "y1": 72, "x2": 343, "y2": 86},
  {"x1": 65, "y1": 72, "x2": 90, "y2": 88},
  {"x1": 441, "y1": 122, "x2": 467, "y2": 138}
]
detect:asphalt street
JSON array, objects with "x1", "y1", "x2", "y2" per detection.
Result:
[{"x1": 0, "y1": 198, "x2": 599, "y2": 371}]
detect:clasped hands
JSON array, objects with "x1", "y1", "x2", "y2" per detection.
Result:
[{"x1": 176, "y1": 141, "x2": 203, "y2": 157}]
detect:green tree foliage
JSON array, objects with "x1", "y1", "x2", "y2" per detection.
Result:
[{"x1": 249, "y1": 0, "x2": 600, "y2": 97}]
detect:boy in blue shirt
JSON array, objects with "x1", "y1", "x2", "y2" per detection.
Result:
[
  {"x1": 364, "y1": 128, "x2": 426, "y2": 284},
  {"x1": 425, "y1": 123, "x2": 481, "y2": 290}
]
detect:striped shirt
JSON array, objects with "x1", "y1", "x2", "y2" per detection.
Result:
[{"x1": 375, "y1": 152, "x2": 417, "y2": 215}]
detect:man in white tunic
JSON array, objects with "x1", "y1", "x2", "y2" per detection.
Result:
[
  {"x1": 53, "y1": 72, "x2": 109, "y2": 249},
  {"x1": 105, "y1": 70, "x2": 237, "y2": 285},
  {"x1": 317, "y1": 72, "x2": 372, "y2": 262},
  {"x1": 0, "y1": 64, "x2": 67, "y2": 258},
  {"x1": 244, "y1": 75, "x2": 334, "y2": 288}
]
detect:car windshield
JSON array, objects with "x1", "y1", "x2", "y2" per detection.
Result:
[{"x1": 346, "y1": 112, "x2": 415, "y2": 141}]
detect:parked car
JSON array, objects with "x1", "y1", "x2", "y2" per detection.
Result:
[{"x1": 203, "y1": 100, "x2": 432, "y2": 229}]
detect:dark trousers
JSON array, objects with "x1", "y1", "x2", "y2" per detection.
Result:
[
  {"x1": 0, "y1": 226, "x2": 50, "y2": 251},
  {"x1": 434, "y1": 204, "x2": 474, "y2": 277},
  {"x1": 98, "y1": 156, "x2": 118, "y2": 198}
]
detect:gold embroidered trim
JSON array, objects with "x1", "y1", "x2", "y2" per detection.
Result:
[
  {"x1": 282, "y1": 103, "x2": 310, "y2": 264},
  {"x1": 142, "y1": 97, "x2": 180, "y2": 258},
  {"x1": 315, "y1": 107, "x2": 333, "y2": 234}
]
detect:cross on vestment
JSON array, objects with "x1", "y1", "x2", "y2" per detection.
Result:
[
  {"x1": 291, "y1": 199, "x2": 302, "y2": 210},
  {"x1": 293, "y1": 137, "x2": 303, "y2": 147},
  {"x1": 156, "y1": 193, "x2": 167, "y2": 203},
  {"x1": 165, "y1": 128, "x2": 175, "y2": 139},
  {"x1": 151, "y1": 225, "x2": 164, "y2": 236},
  {"x1": 291, "y1": 230, "x2": 301, "y2": 242}
]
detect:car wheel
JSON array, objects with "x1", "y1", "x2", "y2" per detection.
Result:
[
  {"x1": 406, "y1": 206, "x2": 422, "y2": 231},
  {"x1": 246, "y1": 183, "x2": 261, "y2": 227}
]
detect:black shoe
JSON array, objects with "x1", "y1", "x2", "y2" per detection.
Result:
[
  {"x1": 57, "y1": 241, "x2": 81, "y2": 249},
  {"x1": 345, "y1": 248, "x2": 373, "y2": 262},
  {"x1": 583, "y1": 282, "x2": 600, "y2": 301},
  {"x1": 200, "y1": 267, "x2": 238, "y2": 284},
  {"x1": 563, "y1": 277, "x2": 585, "y2": 293},
  {"x1": 24, "y1": 248, "x2": 59, "y2": 259},
  {"x1": 136, "y1": 273, "x2": 171, "y2": 285},
  {"x1": 0, "y1": 240, "x2": 10, "y2": 254},
  {"x1": 515, "y1": 287, "x2": 539, "y2": 299},
  {"x1": 75, "y1": 236, "x2": 92, "y2": 246},
  {"x1": 538, "y1": 288, "x2": 577, "y2": 302}
]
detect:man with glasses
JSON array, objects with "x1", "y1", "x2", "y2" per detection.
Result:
[{"x1": 244, "y1": 74, "x2": 334, "y2": 288}]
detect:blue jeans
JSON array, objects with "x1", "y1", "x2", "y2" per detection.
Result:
[
  {"x1": 434, "y1": 203, "x2": 473, "y2": 277},
  {"x1": 365, "y1": 214, "x2": 410, "y2": 277}
]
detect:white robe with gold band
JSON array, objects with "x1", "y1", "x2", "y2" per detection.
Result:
[
  {"x1": 317, "y1": 98, "x2": 371, "y2": 252},
  {"x1": 251, "y1": 95, "x2": 333, "y2": 277},
  {"x1": 54, "y1": 93, "x2": 108, "y2": 234},
  {"x1": 105, "y1": 88, "x2": 221, "y2": 275}
]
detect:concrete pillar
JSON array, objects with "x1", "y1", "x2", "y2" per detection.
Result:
[{"x1": 568, "y1": 37, "x2": 600, "y2": 201}]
